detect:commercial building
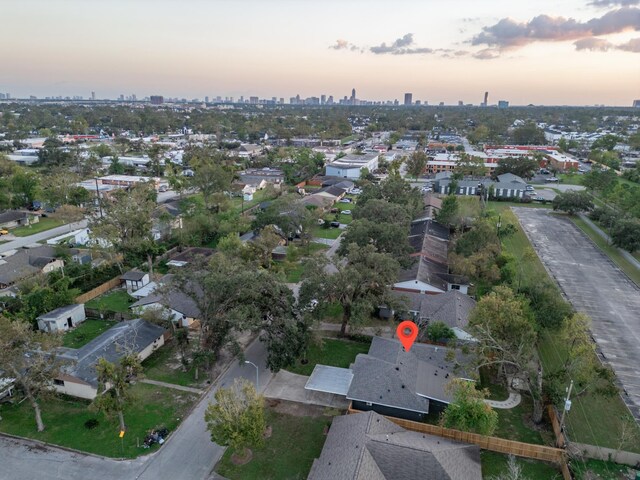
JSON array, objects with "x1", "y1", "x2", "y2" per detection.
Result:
[
  {"x1": 404, "y1": 93, "x2": 413, "y2": 106},
  {"x1": 325, "y1": 153, "x2": 379, "y2": 179}
]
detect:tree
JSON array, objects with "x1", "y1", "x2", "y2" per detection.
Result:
[
  {"x1": 591, "y1": 134, "x2": 620, "y2": 151},
  {"x1": 147, "y1": 144, "x2": 169, "y2": 177},
  {"x1": 467, "y1": 125, "x2": 490, "y2": 145},
  {"x1": 41, "y1": 170, "x2": 80, "y2": 207},
  {"x1": 511, "y1": 123, "x2": 545, "y2": 145},
  {"x1": 204, "y1": 378, "x2": 266, "y2": 458},
  {"x1": 89, "y1": 182, "x2": 156, "y2": 268},
  {"x1": 426, "y1": 321, "x2": 455, "y2": 343},
  {"x1": 489, "y1": 456, "x2": 529, "y2": 480},
  {"x1": 582, "y1": 166, "x2": 617, "y2": 193},
  {"x1": 405, "y1": 150, "x2": 427, "y2": 179},
  {"x1": 468, "y1": 286, "x2": 544, "y2": 423},
  {"x1": 493, "y1": 157, "x2": 540, "y2": 180},
  {"x1": 11, "y1": 169, "x2": 40, "y2": 208},
  {"x1": 92, "y1": 354, "x2": 143, "y2": 432},
  {"x1": 190, "y1": 158, "x2": 233, "y2": 212},
  {"x1": 337, "y1": 219, "x2": 413, "y2": 267},
  {"x1": 441, "y1": 380, "x2": 498, "y2": 436},
  {"x1": 300, "y1": 244, "x2": 399, "y2": 336},
  {"x1": 436, "y1": 195, "x2": 459, "y2": 226},
  {"x1": 0, "y1": 317, "x2": 61, "y2": 431},
  {"x1": 552, "y1": 190, "x2": 593, "y2": 215},
  {"x1": 54, "y1": 204, "x2": 85, "y2": 231},
  {"x1": 357, "y1": 175, "x2": 423, "y2": 219},
  {"x1": 455, "y1": 153, "x2": 487, "y2": 177},
  {"x1": 37, "y1": 137, "x2": 70, "y2": 166},
  {"x1": 246, "y1": 225, "x2": 283, "y2": 269},
  {"x1": 610, "y1": 218, "x2": 640, "y2": 252}
]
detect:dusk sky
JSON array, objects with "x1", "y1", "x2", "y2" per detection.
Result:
[{"x1": 2, "y1": 0, "x2": 639, "y2": 105}]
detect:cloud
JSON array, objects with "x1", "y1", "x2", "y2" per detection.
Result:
[
  {"x1": 575, "y1": 36, "x2": 640, "y2": 51},
  {"x1": 472, "y1": 48, "x2": 501, "y2": 59},
  {"x1": 329, "y1": 39, "x2": 350, "y2": 50},
  {"x1": 589, "y1": 0, "x2": 640, "y2": 6},
  {"x1": 471, "y1": 7, "x2": 640, "y2": 49},
  {"x1": 370, "y1": 33, "x2": 429, "y2": 54}
]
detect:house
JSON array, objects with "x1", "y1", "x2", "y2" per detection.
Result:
[
  {"x1": 433, "y1": 172, "x2": 527, "y2": 199},
  {"x1": 325, "y1": 153, "x2": 379, "y2": 179},
  {"x1": 307, "y1": 410, "x2": 481, "y2": 480},
  {"x1": 305, "y1": 337, "x2": 475, "y2": 422},
  {"x1": 424, "y1": 193, "x2": 442, "y2": 219},
  {"x1": 394, "y1": 219, "x2": 469, "y2": 295},
  {"x1": 0, "y1": 210, "x2": 29, "y2": 230},
  {"x1": 0, "y1": 246, "x2": 65, "y2": 289},
  {"x1": 46, "y1": 228, "x2": 92, "y2": 247},
  {"x1": 37, "y1": 304, "x2": 86, "y2": 333},
  {"x1": 165, "y1": 247, "x2": 215, "y2": 268},
  {"x1": 121, "y1": 269, "x2": 150, "y2": 293},
  {"x1": 130, "y1": 277, "x2": 201, "y2": 328},
  {"x1": 392, "y1": 290, "x2": 476, "y2": 341},
  {"x1": 54, "y1": 319, "x2": 165, "y2": 399},
  {"x1": 238, "y1": 167, "x2": 285, "y2": 185}
]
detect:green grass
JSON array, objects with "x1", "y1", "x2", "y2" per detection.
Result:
[
  {"x1": 481, "y1": 451, "x2": 562, "y2": 479},
  {"x1": 538, "y1": 331, "x2": 640, "y2": 453},
  {"x1": 230, "y1": 189, "x2": 274, "y2": 214},
  {"x1": 216, "y1": 408, "x2": 331, "y2": 480},
  {"x1": 570, "y1": 216, "x2": 640, "y2": 286},
  {"x1": 0, "y1": 383, "x2": 198, "y2": 458},
  {"x1": 312, "y1": 226, "x2": 342, "y2": 239},
  {"x1": 494, "y1": 396, "x2": 551, "y2": 445},
  {"x1": 285, "y1": 263, "x2": 306, "y2": 283},
  {"x1": 571, "y1": 458, "x2": 632, "y2": 480},
  {"x1": 558, "y1": 173, "x2": 584, "y2": 185},
  {"x1": 85, "y1": 290, "x2": 135, "y2": 313},
  {"x1": 478, "y1": 368, "x2": 509, "y2": 401},
  {"x1": 286, "y1": 338, "x2": 371, "y2": 376},
  {"x1": 142, "y1": 342, "x2": 200, "y2": 387},
  {"x1": 11, "y1": 217, "x2": 64, "y2": 237},
  {"x1": 62, "y1": 319, "x2": 116, "y2": 348},
  {"x1": 487, "y1": 200, "x2": 553, "y2": 210}
]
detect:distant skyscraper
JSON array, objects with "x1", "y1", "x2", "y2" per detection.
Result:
[
  {"x1": 150, "y1": 95, "x2": 164, "y2": 105},
  {"x1": 321, "y1": 94, "x2": 326, "y2": 105},
  {"x1": 483, "y1": 91, "x2": 489, "y2": 107},
  {"x1": 633, "y1": 100, "x2": 640, "y2": 108},
  {"x1": 205, "y1": 96, "x2": 209, "y2": 103},
  {"x1": 458, "y1": 100, "x2": 464, "y2": 107},
  {"x1": 404, "y1": 93, "x2": 413, "y2": 105},
  {"x1": 498, "y1": 100, "x2": 509, "y2": 109},
  {"x1": 351, "y1": 88, "x2": 356, "y2": 105},
  {"x1": 91, "y1": 91, "x2": 95, "y2": 101}
]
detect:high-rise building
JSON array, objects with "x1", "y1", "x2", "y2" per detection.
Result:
[
  {"x1": 205, "y1": 96, "x2": 209, "y2": 103},
  {"x1": 91, "y1": 91, "x2": 95, "y2": 101},
  {"x1": 483, "y1": 91, "x2": 489, "y2": 107},
  {"x1": 498, "y1": 100, "x2": 509, "y2": 109},
  {"x1": 351, "y1": 88, "x2": 356, "y2": 105},
  {"x1": 458, "y1": 100, "x2": 464, "y2": 107},
  {"x1": 633, "y1": 100, "x2": 640, "y2": 108},
  {"x1": 404, "y1": 93, "x2": 413, "y2": 105},
  {"x1": 150, "y1": 95, "x2": 164, "y2": 105},
  {"x1": 321, "y1": 94, "x2": 326, "y2": 105}
]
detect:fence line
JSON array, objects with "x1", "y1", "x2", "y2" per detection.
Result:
[
  {"x1": 75, "y1": 277, "x2": 121, "y2": 304},
  {"x1": 347, "y1": 404, "x2": 569, "y2": 467},
  {"x1": 548, "y1": 404, "x2": 568, "y2": 448}
]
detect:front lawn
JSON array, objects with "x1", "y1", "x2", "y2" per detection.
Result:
[
  {"x1": 286, "y1": 338, "x2": 371, "y2": 376},
  {"x1": 85, "y1": 290, "x2": 135, "y2": 313},
  {"x1": 481, "y1": 451, "x2": 561, "y2": 479},
  {"x1": 143, "y1": 342, "x2": 201, "y2": 387},
  {"x1": 312, "y1": 226, "x2": 342, "y2": 239},
  {"x1": 0, "y1": 383, "x2": 198, "y2": 458},
  {"x1": 62, "y1": 319, "x2": 117, "y2": 348},
  {"x1": 11, "y1": 217, "x2": 64, "y2": 237},
  {"x1": 215, "y1": 407, "x2": 331, "y2": 480}
]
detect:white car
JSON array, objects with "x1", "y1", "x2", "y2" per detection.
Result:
[{"x1": 342, "y1": 210, "x2": 352, "y2": 215}]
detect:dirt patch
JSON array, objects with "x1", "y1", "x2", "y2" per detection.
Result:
[
  {"x1": 230, "y1": 447, "x2": 253, "y2": 465},
  {"x1": 266, "y1": 399, "x2": 338, "y2": 418}
]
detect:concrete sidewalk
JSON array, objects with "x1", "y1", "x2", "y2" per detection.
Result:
[
  {"x1": 139, "y1": 379, "x2": 203, "y2": 394},
  {"x1": 263, "y1": 370, "x2": 349, "y2": 409},
  {"x1": 484, "y1": 392, "x2": 522, "y2": 410}
]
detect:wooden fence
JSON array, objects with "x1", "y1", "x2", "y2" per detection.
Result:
[
  {"x1": 347, "y1": 404, "x2": 568, "y2": 465},
  {"x1": 548, "y1": 404, "x2": 568, "y2": 448},
  {"x1": 75, "y1": 277, "x2": 122, "y2": 304}
]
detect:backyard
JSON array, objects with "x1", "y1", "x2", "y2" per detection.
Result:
[
  {"x1": 85, "y1": 289, "x2": 135, "y2": 313},
  {"x1": 142, "y1": 341, "x2": 203, "y2": 387},
  {"x1": 215, "y1": 403, "x2": 333, "y2": 480},
  {"x1": 0, "y1": 383, "x2": 198, "y2": 458},
  {"x1": 480, "y1": 451, "x2": 561, "y2": 479},
  {"x1": 285, "y1": 337, "x2": 371, "y2": 376},
  {"x1": 11, "y1": 217, "x2": 64, "y2": 237},
  {"x1": 62, "y1": 319, "x2": 117, "y2": 348}
]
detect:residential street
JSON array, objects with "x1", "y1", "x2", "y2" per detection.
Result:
[
  {"x1": 0, "y1": 220, "x2": 88, "y2": 254},
  {"x1": 0, "y1": 338, "x2": 273, "y2": 480}
]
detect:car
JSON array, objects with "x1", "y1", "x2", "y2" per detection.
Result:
[
  {"x1": 533, "y1": 196, "x2": 546, "y2": 201},
  {"x1": 330, "y1": 208, "x2": 339, "y2": 213},
  {"x1": 158, "y1": 185, "x2": 168, "y2": 192},
  {"x1": 342, "y1": 210, "x2": 352, "y2": 215},
  {"x1": 546, "y1": 177, "x2": 559, "y2": 182},
  {"x1": 0, "y1": 229, "x2": 9, "y2": 236},
  {"x1": 525, "y1": 185, "x2": 535, "y2": 191},
  {"x1": 339, "y1": 198, "x2": 352, "y2": 203},
  {"x1": 351, "y1": 188, "x2": 362, "y2": 195},
  {"x1": 539, "y1": 168, "x2": 550, "y2": 174},
  {"x1": 330, "y1": 221, "x2": 341, "y2": 228}
]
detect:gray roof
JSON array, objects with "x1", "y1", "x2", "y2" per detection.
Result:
[
  {"x1": 346, "y1": 337, "x2": 475, "y2": 411},
  {"x1": 393, "y1": 291, "x2": 476, "y2": 333},
  {"x1": 130, "y1": 287, "x2": 201, "y2": 319},
  {"x1": 496, "y1": 173, "x2": 526, "y2": 185},
  {"x1": 305, "y1": 365, "x2": 354, "y2": 395},
  {"x1": 57, "y1": 319, "x2": 165, "y2": 387},
  {"x1": 121, "y1": 269, "x2": 147, "y2": 281},
  {"x1": 0, "y1": 245, "x2": 61, "y2": 286},
  {"x1": 307, "y1": 411, "x2": 481, "y2": 480},
  {"x1": 37, "y1": 304, "x2": 84, "y2": 321},
  {"x1": 0, "y1": 210, "x2": 27, "y2": 225}
]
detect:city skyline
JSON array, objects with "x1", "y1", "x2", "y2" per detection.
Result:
[{"x1": 1, "y1": 0, "x2": 639, "y2": 106}]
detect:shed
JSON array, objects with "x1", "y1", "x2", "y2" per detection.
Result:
[
  {"x1": 37, "y1": 304, "x2": 86, "y2": 332},
  {"x1": 121, "y1": 269, "x2": 150, "y2": 292}
]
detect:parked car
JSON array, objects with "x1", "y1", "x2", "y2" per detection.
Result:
[
  {"x1": 330, "y1": 221, "x2": 340, "y2": 228},
  {"x1": 540, "y1": 168, "x2": 550, "y2": 174},
  {"x1": 546, "y1": 177, "x2": 559, "y2": 182},
  {"x1": 533, "y1": 196, "x2": 546, "y2": 201},
  {"x1": 330, "y1": 208, "x2": 339, "y2": 213},
  {"x1": 342, "y1": 210, "x2": 352, "y2": 215},
  {"x1": 525, "y1": 185, "x2": 535, "y2": 191},
  {"x1": 0, "y1": 229, "x2": 9, "y2": 236},
  {"x1": 339, "y1": 198, "x2": 352, "y2": 203},
  {"x1": 351, "y1": 188, "x2": 362, "y2": 195}
]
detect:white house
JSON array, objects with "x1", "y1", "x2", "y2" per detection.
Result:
[
  {"x1": 325, "y1": 153, "x2": 379, "y2": 179},
  {"x1": 37, "y1": 304, "x2": 86, "y2": 333},
  {"x1": 121, "y1": 270, "x2": 150, "y2": 293}
]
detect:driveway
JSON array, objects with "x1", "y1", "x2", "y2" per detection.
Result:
[
  {"x1": 513, "y1": 208, "x2": 640, "y2": 422},
  {"x1": 0, "y1": 338, "x2": 273, "y2": 480}
]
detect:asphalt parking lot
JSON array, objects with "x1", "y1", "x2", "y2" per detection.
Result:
[{"x1": 513, "y1": 208, "x2": 640, "y2": 422}]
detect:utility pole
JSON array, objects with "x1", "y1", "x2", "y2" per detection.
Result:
[
  {"x1": 94, "y1": 178, "x2": 103, "y2": 218},
  {"x1": 559, "y1": 379, "x2": 574, "y2": 433}
]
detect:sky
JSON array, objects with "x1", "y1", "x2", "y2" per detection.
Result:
[{"x1": 1, "y1": 0, "x2": 639, "y2": 106}]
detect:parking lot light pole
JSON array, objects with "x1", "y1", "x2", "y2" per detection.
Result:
[{"x1": 245, "y1": 360, "x2": 259, "y2": 389}]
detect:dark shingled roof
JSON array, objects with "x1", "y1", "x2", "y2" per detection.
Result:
[
  {"x1": 0, "y1": 245, "x2": 61, "y2": 286},
  {"x1": 307, "y1": 411, "x2": 482, "y2": 480},
  {"x1": 57, "y1": 319, "x2": 165, "y2": 387},
  {"x1": 346, "y1": 337, "x2": 475, "y2": 413},
  {"x1": 392, "y1": 290, "x2": 476, "y2": 333},
  {"x1": 121, "y1": 269, "x2": 147, "y2": 281},
  {"x1": 130, "y1": 287, "x2": 201, "y2": 319},
  {"x1": 0, "y1": 210, "x2": 28, "y2": 225}
]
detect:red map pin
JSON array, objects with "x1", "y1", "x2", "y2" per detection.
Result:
[{"x1": 396, "y1": 320, "x2": 419, "y2": 352}]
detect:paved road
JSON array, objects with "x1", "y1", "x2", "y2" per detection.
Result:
[
  {"x1": 514, "y1": 208, "x2": 640, "y2": 422},
  {"x1": 0, "y1": 338, "x2": 273, "y2": 480},
  {"x1": 0, "y1": 220, "x2": 88, "y2": 254}
]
